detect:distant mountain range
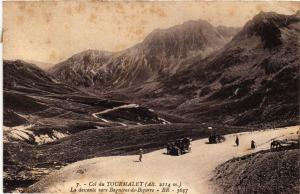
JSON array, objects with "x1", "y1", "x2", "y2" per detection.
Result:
[
  {"x1": 4, "y1": 11, "x2": 299, "y2": 126},
  {"x1": 49, "y1": 20, "x2": 240, "y2": 88}
]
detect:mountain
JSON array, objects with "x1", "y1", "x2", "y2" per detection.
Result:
[
  {"x1": 4, "y1": 59, "x2": 170, "y2": 128},
  {"x1": 49, "y1": 20, "x2": 239, "y2": 88},
  {"x1": 48, "y1": 12, "x2": 299, "y2": 126},
  {"x1": 157, "y1": 12, "x2": 300, "y2": 125},
  {"x1": 4, "y1": 60, "x2": 76, "y2": 95},
  {"x1": 49, "y1": 50, "x2": 113, "y2": 87}
]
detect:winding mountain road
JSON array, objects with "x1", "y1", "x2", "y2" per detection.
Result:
[{"x1": 27, "y1": 126, "x2": 299, "y2": 194}]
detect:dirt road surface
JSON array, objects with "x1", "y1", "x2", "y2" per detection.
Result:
[{"x1": 27, "y1": 126, "x2": 299, "y2": 194}]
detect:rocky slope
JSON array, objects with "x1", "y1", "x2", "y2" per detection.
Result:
[
  {"x1": 154, "y1": 12, "x2": 300, "y2": 125},
  {"x1": 213, "y1": 149, "x2": 299, "y2": 194},
  {"x1": 49, "y1": 50, "x2": 113, "y2": 87},
  {"x1": 49, "y1": 21, "x2": 239, "y2": 88}
]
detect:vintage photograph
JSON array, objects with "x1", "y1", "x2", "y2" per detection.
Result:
[{"x1": 2, "y1": 1, "x2": 300, "y2": 193}]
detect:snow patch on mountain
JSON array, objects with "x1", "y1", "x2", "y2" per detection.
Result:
[{"x1": 3, "y1": 125, "x2": 69, "y2": 145}]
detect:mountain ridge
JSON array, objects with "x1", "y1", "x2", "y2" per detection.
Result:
[
  {"x1": 49, "y1": 20, "x2": 240, "y2": 88},
  {"x1": 158, "y1": 11, "x2": 299, "y2": 125}
]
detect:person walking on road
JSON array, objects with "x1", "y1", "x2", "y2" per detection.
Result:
[
  {"x1": 235, "y1": 136, "x2": 239, "y2": 147},
  {"x1": 138, "y1": 148, "x2": 143, "y2": 162},
  {"x1": 251, "y1": 140, "x2": 256, "y2": 149}
]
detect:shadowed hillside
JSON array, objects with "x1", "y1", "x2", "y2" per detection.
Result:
[
  {"x1": 152, "y1": 12, "x2": 300, "y2": 125},
  {"x1": 213, "y1": 149, "x2": 299, "y2": 193}
]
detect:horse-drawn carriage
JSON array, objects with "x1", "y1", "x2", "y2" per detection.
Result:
[
  {"x1": 166, "y1": 137, "x2": 192, "y2": 156},
  {"x1": 270, "y1": 139, "x2": 299, "y2": 150}
]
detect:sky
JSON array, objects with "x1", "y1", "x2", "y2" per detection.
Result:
[{"x1": 3, "y1": 1, "x2": 299, "y2": 67}]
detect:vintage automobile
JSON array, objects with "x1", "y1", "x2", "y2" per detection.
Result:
[
  {"x1": 208, "y1": 133, "x2": 226, "y2": 144},
  {"x1": 166, "y1": 137, "x2": 192, "y2": 156}
]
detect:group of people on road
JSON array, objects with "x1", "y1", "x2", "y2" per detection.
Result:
[
  {"x1": 235, "y1": 136, "x2": 256, "y2": 149},
  {"x1": 137, "y1": 128, "x2": 258, "y2": 162}
]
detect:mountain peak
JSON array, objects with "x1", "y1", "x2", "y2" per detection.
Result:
[
  {"x1": 239, "y1": 11, "x2": 299, "y2": 35},
  {"x1": 234, "y1": 12, "x2": 300, "y2": 49},
  {"x1": 67, "y1": 49, "x2": 113, "y2": 60},
  {"x1": 50, "y1": 49, "x2": 113, "y2": 71},
  {"x1": 50, "y1": 19, "x2": 239, "y2": 88},
  {"x1": 4, "y1": 59, "x2": 42, "y2": 71},
  {"x1": 144, "y1": 19, "x2": 214, "y2": 43},
  {"x1": 141, "y1": 19, "x2": 234, "y2": 59}
]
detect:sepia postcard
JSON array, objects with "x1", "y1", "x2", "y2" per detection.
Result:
[{"x1": 2, "y1": 1, "x2": 300, "y2": 193}]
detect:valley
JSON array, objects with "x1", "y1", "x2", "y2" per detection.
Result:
[{"x1": 3, "y1": 11, "x2": 300, "y2": 193}]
